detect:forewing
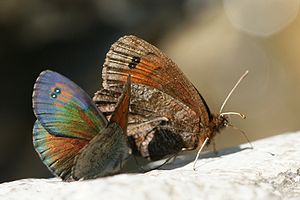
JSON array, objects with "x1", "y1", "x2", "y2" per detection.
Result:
[
  {"x1": 102, "y1": 35, "x2": 210, "y2": 122},
  {"x1": 33, "y1": 70, "x2": 107, "y2": 139}
]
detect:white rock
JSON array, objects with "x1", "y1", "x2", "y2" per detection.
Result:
[{"x1": 0, "y1": 132, "x2": 300, "y2": 200}]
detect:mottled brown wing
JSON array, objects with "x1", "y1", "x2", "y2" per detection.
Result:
[
  {"x1": 101, "y1": 35, "x2": 210, "y2": 124},
  {"x1": 94, "y1": 84, "x2": 201, "y2": 160}
]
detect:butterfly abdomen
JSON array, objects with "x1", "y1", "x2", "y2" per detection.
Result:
[{"x1": 72, "y1": 123, "x2": 130, "y2": 180}]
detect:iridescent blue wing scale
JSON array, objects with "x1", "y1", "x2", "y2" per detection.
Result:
[{"x1": 32, "y1": 70, "x2": 108, "y2": 139}]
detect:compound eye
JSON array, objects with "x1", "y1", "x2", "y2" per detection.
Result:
[{"x1": 223, "y1": 117, "x2": 229, "y2": 127}]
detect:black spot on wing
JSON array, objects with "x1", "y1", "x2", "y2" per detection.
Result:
[{"x1": 128, "y1": 56, "x2": 141, "y2": 69}]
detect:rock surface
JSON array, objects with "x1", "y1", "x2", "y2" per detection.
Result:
[{"x1": 1, "y1": 132, "x2": 300, "y2": 200}]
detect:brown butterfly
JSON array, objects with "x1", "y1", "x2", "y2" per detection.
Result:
[{"x1": 93, "y1": 35, "x2": 247, "y2": 162}]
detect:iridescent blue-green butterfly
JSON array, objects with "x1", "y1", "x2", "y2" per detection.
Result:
[{"x1": 32, "y1": 70, "x2": 131, "y2": 181}]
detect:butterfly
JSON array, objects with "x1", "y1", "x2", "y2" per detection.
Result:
[
  {"x1": 32, "y1": 70, "x2": 131, "y2": 181},
  {"x1": 93, "y1": 35, "x2": 247, "y2": 162}
]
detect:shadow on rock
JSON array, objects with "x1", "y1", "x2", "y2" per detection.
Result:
[{"x1": 149, "y1": 146, "x2": 253, "y2": 170}]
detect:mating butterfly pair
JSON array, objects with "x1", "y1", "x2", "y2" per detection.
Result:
[{"x1": 33, "y1": 35, "x2": 246, "y2": 181}]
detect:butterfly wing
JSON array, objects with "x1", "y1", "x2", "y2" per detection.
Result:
[
  {"x1": 72, "y1": 76, "x2": 131, "y2": 180},
  {"x1": 32, "y1": 70, "x2": 109, "y2": 180},
  {"x1": 102, "y1": 35, "x2": 211, "y2": 122},
  {"x1": 94, "y1": 86, "x2": 200, "y2": 160},
  {"x1": 33, "y1": 121, "x2": 89, "y2": 180},
  {"x1": 33, "y1": 70, "x2": 108, "y2": 139},
  {"x1": 109, "y1": 75, "x2": 131, "y2": 132}
]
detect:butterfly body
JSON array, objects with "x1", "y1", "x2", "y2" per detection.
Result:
[{"x1": 94, "y1": 35, "x2": 230, "y2": 160}]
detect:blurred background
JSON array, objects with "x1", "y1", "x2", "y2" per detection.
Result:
[{"x1": 1, "y1": 0, "x2": 300, "y2": 183}]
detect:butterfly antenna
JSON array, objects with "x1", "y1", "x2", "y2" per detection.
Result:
[
  {"x1": 227, "y1": 123, "x2": 253, "y2": 149},
  {"x1": 220, "y1": 112, "x2": 246, "y2": 119},
  {"x1": 219, "y1": 70, "x2": 249, "y2": 113},
  {"x1": 193, "y1": 137, "x2": 209, "y2": 170}
]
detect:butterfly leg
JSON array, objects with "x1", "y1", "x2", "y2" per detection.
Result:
[
  {"x1": 139, "y1": 153, "x2": 178, "y2": 173},
  {"x1": 212, "y1": 138, "x2": 218, "y2": 155},
  {"x1": 152, "y1": 153, "x2": 178, "y2": 170}
]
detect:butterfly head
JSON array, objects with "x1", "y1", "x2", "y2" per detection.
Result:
[
  {"x1": 217, "y1": 113, "x2": 230, "y2": 128},
  {"x1": 206, "y1": 111, "x2": 245, "y2": 144},
  {"x1": 209, "y1": 112, "x2": 231, "y2": 134}
]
